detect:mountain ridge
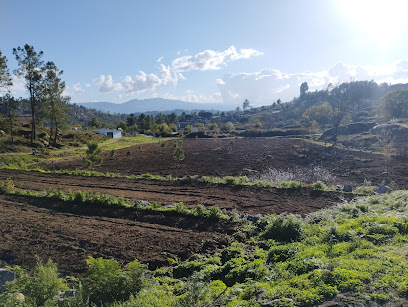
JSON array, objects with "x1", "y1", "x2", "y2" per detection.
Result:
[{"x1": 75, "y1": 98, "x2": 237, "y2": 114}]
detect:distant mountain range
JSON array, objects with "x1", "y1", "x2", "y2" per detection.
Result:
[{"x1": 75, "y1": 98, "x2": 237, "y2": 114}]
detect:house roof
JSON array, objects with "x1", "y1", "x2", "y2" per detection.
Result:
[{"x1": 92, "y1": 129, "x2": 121, "y2": 133}]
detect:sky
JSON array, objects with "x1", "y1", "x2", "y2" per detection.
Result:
[{"x1": 1, "y1": 0, "x2": 408, "y2": 107}]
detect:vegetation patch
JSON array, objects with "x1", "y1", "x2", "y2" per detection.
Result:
[{"x1": 3, "y1": 189, "x2": 408, "y2": 305}]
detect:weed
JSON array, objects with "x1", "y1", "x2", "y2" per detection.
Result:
[
  {"x1": 0, "y1": 177, "x2": 16, "y2": 194},
  {"x1": 313, "y1": 181, "x2": 327, "y2": 191}
]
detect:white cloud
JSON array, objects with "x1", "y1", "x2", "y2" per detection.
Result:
[
  {"x1": 217, "y1": 60, "x2": 408, "y2": 106},
  {"x1": 94, "y1": 75, "x2": 123, "y2": 92},
  {"x1": 171, "y1": 45, "x2": 263, "y2": 72},
  {"x1": 6, "y1": 76, "x2": 26, "y2": 95},
  {"x1": 93, "y1": 45, "x2": 262, "y2": 96},
  {"x1": 122, "y1": 71, "x2": 162, "y2": 93},
  {"x1": 72, "y1": 83, "x2": 83, "y2": 93}
]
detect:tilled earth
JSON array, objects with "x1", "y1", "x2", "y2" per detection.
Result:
[
  {"x1": 4, "y1": 137, "x2": 392, "y2": 275},
  {"x1": 52, "y1": 138, "x2": 408, "y2": 188},
  {"x1": 0, "y1": 193, "x2": 232, "y2": 275},
  {"x1": 0, "y1": 169, "x2": 351, "y2": 216}
]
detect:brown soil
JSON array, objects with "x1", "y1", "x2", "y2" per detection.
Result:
[
  {"x1": 52, "y1": 138, "x2": 408, "y2": 189},
  {"x1": 0, "y1": 193, "x2": 231, "y2": 275},
  {"x1": 4, "y1": 137, "x2": 394, "y2": 276},
  {"x1": 0, "y1": 169, "x2": 351, "y2": 216}
]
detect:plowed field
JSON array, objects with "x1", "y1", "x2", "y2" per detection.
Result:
[
  {"x1": 0, "y1": 194, "x2": 232, "y2": 275},
  {"x1": 4, "y1": 137, "x2": 393, "y2": 275},
  {"x1": 52, "y1": 138, "x2": 408, "y2": 188},
  {"x1": 0, "y1": 169, "x2": 350, "y2": 216}
]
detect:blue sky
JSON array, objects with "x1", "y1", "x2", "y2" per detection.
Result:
[{"x1": 1, "y1": 0, "x2": 408, "y2": 107}]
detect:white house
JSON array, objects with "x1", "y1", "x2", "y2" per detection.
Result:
[{"x1": 92, "y1": 129, "x2": 122, "y2": 138}]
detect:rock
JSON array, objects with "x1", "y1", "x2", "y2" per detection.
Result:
[
  {"x1": 139, "y1": 200, "x2": 150, "y2": 207},
  {"x1": 261, "y1": 298, "x2": 295, "y2": 307},
  {"x1": 13, "y1": 292, "x2": 25, "y2": 302},
  {"x1": 0, "y1": 268, "x2": 15, "y2": 292},
  {"x1": 376, "y1": 185, "x2": 392, "y2": 194},
  {"x1": 320, "y1": 122, "x2": 376, "y2": 139},
  {"x1": 0, "y1": 130, "x2": 5, "y2": 136},
  {"x1": 343, "y1": 184, "x2": 353, "y2": 193},
  {"x1": 255, "y1": 288, "x2": 267, "y2": 299}
]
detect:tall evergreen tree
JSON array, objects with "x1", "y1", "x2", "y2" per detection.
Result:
[
  {"x1": 0, "y1": 50, "x2": 12, "y2": 92},
  {"x1": 13, "y1": 44, "x2": 44, "y2": 145},
  {"x1": 41, "y1": 61, "x2": 70, "y2": 146},
  {"x1": 0, "y1": 50, "x2": 18, "y2": 143}
]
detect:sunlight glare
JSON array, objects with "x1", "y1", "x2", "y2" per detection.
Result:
[{"x1": 337, "y1": 0, "x2": 408, "y2": 49}]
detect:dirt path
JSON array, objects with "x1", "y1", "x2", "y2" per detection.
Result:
[
  {"x1": 0, "y1": 194, "x2": 231, "y2": 275},
  {"x1": 0, "y1": 169, "x2": 350, "y2": 216}
]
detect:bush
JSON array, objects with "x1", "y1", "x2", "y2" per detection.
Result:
[
  {"x1": 262, "y1": 215, "x2": 303, "y2": 242},
  {"x1": 173, "y1": 145, "x2": 185, "y2": 161},
  {"x1": 267, "y1": 243, "x2": 300, "y2": 263},
  {"x1": 0, "y1": 177, "x2": 16, "y2": 194},
  {"x1": 83, "y1": 257, "x2": 150, "y2": 305},
  {"x1": 4, "y1": 259, "x2": 68, "y2": 306},
  {"x1": 83, "y1": 141, "x2": 103, "y2": 166},
  {"x1": 280, "y1": 181, "x2": 303, "y2": 189},
  {"x1": 313, "y1": 181, "x2": 327, "y2": 191}
]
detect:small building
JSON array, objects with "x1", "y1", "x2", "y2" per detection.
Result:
[{"x1": 92, "y1": 129, "x2": 122, "y2": 138}]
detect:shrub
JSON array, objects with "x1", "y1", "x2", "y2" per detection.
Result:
[
  {"x1": 267, "y1": 243, "x2": 300, "y2": 263},
  {"x1": 208, "y1": 206, "x2": 223, "y2": 219},
  {"x1": 83, "y1": 141, "x2": 103, "y2": 166},
  {"x1": 193, "y1": 204, "x2": 209, "y2": 218},
  {"x1": 173, "y1": 145, "x2": 185, "y2": 161},
  {"x1": 110, "y1": 149, "x2": 116, "y2": 158},
  {"x1": 83, "y1": 257, "x2": 150, "y2": 305},
  {"x1": 0, "y1": 177, "x2": 16, "y2": 194},
  {"x1": 5, "y1": 259, "x2": 68, "y2": 306},
  {"x1": 280, "y1": 181, "x2": 303, "y2": 189},
  {"x1": 313, "y1": 181, "x2": 327, "y2": 191},
  {"x1": 262, "y1": 215, "x2": 303, "y2": 242}
]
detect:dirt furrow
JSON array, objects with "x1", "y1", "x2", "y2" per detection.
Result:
[
  {"x1": 0, "y1": 194, "x2": 230, "y2": 275},
  {"x1": 0, "y1": 169, "x2": 350, "y2": 215}
]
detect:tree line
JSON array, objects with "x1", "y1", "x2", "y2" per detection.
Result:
[{"x1": 0, "y1": 44, "x2": 69, "y2": 146}]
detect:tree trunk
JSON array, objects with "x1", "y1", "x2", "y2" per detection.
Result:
[
  {"x1": 49, "y1": 126, "x2": 53, "y2": 147},
  {"x1": 53, "y1": 125, "x2": 58, "y2": 147},
  {"x1": 9, "y1": 116, "x2": 14, "y2": 144}
]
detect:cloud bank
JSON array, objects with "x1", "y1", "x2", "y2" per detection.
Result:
[
  {"x1": 217, "y1": 60, "x2": 408, "y2": 106},
  {"x1": 93, "y1": 45, "x2": 263, "y2": 95}
]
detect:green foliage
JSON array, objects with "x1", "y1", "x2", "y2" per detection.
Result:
[
  {"x1": 279, "y1": 181, "x2": 303, "y2": 189},
  {"x1": 7, "y1": 183, "x2": 408, "y2": 306},
  {"x1": 173, "y1": 144, "x2": 185, "y2": 161},
  {"x1": 224, "y1": 121, "x2": 235, "y2": 132},
  {"x1": 262, "y1": 214, "x2": 303, "y2": 242},
  {"x1": 302, "y1": 102, "x2": 333, "y2": 125},
  {"x1": 83, "y1": 257, "x2": 151, "y2": 305},
  {"x1": 3, "y1": 259, "x2": 68, "y2": 306},
  {"x1": 380, "y1": 87, "x2": 408, "y2": 119},
  {"x1": 0, "y1": 177, "x2": 16, "y2": 194},
  {"x1": 312, "y1": 181, "x2": 327, "y2": 191},
  {"x1": 83, "y1": 141, "x2": 103, "y2": 166}
]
